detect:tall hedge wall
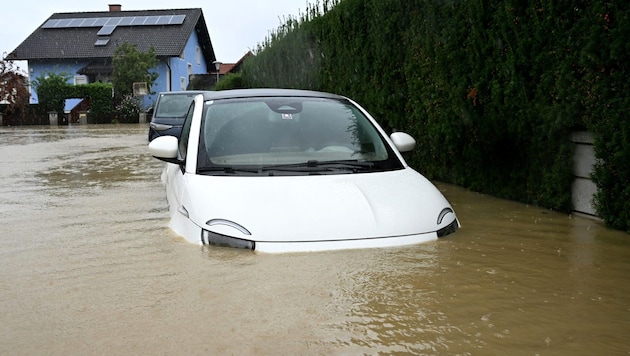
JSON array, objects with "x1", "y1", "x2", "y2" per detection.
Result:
[{"x1": 241, "y1": 0, "x2": 629, "y2": 232}]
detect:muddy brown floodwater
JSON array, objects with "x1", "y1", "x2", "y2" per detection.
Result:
[{"x1": 1, "y1": 124, "x2": 629, "y2": 355}]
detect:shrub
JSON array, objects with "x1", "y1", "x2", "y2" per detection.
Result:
[
  {"x1": 214, "y1": 73, "x2": 246, "y2": 91},
  {"x1": 114, "y1": 95, "x2": 141, "y2": 123}
]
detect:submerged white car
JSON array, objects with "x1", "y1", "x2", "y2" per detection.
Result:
[{"x1": 149, "y1": 89, "x2": 459, "y2": 253}]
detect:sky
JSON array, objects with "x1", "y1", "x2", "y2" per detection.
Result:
[{"x1": 0, "y1": 0, "x2": 313, "y2": 70}]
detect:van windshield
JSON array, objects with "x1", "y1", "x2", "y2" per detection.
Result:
[{"x1": 154, "y1": 94, "x2": 198, "y2": 118}]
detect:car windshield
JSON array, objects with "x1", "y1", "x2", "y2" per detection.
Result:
[
  {"x1": 196, "y1": 96, "x2": 403, "y2": 175},
  {"x1": 154, "y1": 94, "x2": 198, "y2": 118}
]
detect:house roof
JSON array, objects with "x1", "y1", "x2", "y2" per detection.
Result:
[
  {"x1": 229, "y1": 51, "x2": 254, "y2": 73},
  {"x1": 6, "y1": 8, "x2": 215, "y2": 68},
  {"x1": 214, "y1": 51, "x2": 254, "y2": 75},
  {"x1": 218, "y1": 63, "x2": 236, "y2": 75}
]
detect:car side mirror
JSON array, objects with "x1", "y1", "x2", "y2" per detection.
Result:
[
  {"x1": 390, "y1": 132, "x2": 416, "y2": 152},
  {"x1": 148, "y1": 136, "x2": 183, "y2": 164}
]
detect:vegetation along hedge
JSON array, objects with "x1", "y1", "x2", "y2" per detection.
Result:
[{"x1": 239, "y1": 0, "x2": 629, "y2": 232}]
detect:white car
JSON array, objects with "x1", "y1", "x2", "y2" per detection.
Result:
[{"x1": 149, "y1": 89, "x2": 459, "y2": 253}]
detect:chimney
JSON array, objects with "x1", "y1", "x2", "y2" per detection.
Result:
[{"x1": 109, "y1": 4, "x2": 122, "y2": 12}]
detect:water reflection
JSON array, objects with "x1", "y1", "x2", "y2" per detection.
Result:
[
  {"x1": 0, "y1": 125, "x2": 628, "y2": 355},
  {"x1": 320, "y1": 246, "x2": 456, "y2": 354}
]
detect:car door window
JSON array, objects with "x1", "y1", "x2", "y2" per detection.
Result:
[{"x1": 178, "y1": 102, "x2": 195, "y2": 162}]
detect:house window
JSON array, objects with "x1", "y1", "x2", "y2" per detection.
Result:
[
  {"x1": 180, "y1": 77, "x2": 186, "y2": 90},
  {"x1": 94, "y1": 37, "x2": 110, "y2": 46},
  {"x1": 188, "y1": 63, "x2": 193, "y2": 76},
  {"x1": 196, "y1": 47, "x2": 201, "y2": 65}
]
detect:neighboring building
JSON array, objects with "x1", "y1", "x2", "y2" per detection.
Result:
[
  {"x1": 191, "y1": 51, "x2": 253, "y2": 89},
  {"x1": 219, "y1": 51, "x2": 253, "y2": 78},
  {"x1": 5, "y1": 4, "x2": 216, "y2": 109}
]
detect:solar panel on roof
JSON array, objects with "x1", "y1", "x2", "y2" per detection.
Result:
[
  {"x1": 119, "y1": 17, "x2": 134, "y2": 26},
  {"x1": 106, "y1": 17, "x2": 122, "y2": 26},
  {"x1": 94, "y1": 18, "x2": 108, "y2": 26},
  {"x1": 97, "y1": 25, "x2": 116, "y2": 36},
  {"x1": 57, "y1": 19, "x2": 72, "y2": 27},
  {"x1": 155, "y1": 16, "x2": 170, "y2": 25},
  {"x1": 41, "y1": 19, "x2": 58, "y2": 28},
  {"x1": 41, "y1": 14, "x2": 187, "y2": 38},
  {"x1": 81, "y1": 18, "x2": 97, "y2": 27},
  {"x1": 69, "y1": 18, "x2": 84, "y2": 27},
  {"x1": 131, "y1": 17, "x2": 146, "y2": 25},
  {"x1": 144, "y1": 16, "x2": 158, "y2": 25},
  {"x1": 171, "y1": 15, "x2": 186, "y2": 24}
]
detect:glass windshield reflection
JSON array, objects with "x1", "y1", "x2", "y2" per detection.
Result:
[{"x1": 197, "y1": 97, "x2": 401, "y2": 174}]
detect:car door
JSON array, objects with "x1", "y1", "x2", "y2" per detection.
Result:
[{"x1": 166, "y1": 95, "x2": 204, "y2": 220}]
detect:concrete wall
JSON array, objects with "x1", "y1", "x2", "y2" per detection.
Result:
[{"x1": 571, "y1": 131, "x2": 598, "y2": 217}]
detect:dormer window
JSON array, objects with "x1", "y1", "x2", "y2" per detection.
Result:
[{"x1": 94, "y1": 37, "x2": 110, "y2": 46}]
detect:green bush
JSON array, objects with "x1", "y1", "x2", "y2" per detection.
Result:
[
  {"x1": 114, "y1": 94, "x2": 141, "y2": 123},
  {"x1": 215, "y1": 73, "x2": 246, "y2": 91},
  {"x1": 32, "y1": 72, "x2": 72, "y2": 115},
  {"x1": 242, "y1": 0, "x2": 630, "y2": 232}
]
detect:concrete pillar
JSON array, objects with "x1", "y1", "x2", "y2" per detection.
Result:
[
  {"x1": 48, "y1": 111, "x2": 58, "y2": 126},
  {"x1": 79, "y1": 111, "x2": 88, "y2": 125},
  {"x1": 571, "y1": 131, "x2": 598, "y2": 217}
]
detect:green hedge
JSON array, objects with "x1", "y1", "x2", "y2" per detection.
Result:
[
  {"x1": 70, "y1": 82, "x2": 114, "y2": 115},
  {"x1": 33, "y1": 72, "x2": 114, "y2": 122},
  {"x1": 214, "y1": 73, "x2": 247, "y2": 91},
  {"x1": 241, "y1": 0, "x2": 630, "y2": 232}
]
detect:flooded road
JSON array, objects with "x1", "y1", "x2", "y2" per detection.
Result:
[{"x1": 1, "y1": 124, "x2": 629, "y2": 355}]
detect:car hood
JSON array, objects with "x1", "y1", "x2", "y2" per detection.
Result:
[{"x1": 181, "y1": 168, "x2": 456, "y2": 242}]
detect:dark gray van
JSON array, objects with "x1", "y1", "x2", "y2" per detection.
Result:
[{"x1": 148, "y1": 91, "x2": 205, "y2": 141}]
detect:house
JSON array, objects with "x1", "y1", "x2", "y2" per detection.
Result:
[
  {"x1": 5, "y1": 4, "x2": 216, "y2": 109},
  {"x1": 191, "y1": 51, "x2": 254, "y2": 89}
]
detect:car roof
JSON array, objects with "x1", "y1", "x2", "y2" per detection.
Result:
[
  {"x1": 157, "y1": 90, "x2": 207, "y2": 97},
  {"x1": 198, "y1": 88, "x2": 348, "y2": 101}
]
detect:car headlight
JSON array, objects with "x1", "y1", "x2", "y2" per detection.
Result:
[
  {"x1": 201, "y1": 229, "x2": 255, "y2": 250},
  {"x1": 436, "y1": 207, "x2": 459, "y2": 238},
  {"x1": 437, "y1": 219, "x2": 459, "y2": 238}
]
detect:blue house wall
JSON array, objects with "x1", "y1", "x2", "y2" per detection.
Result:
[
  {"x1": 28, "y1": 59, "x2": 91, "y2": 104},
  {"x1": 27, "y1": 30, "x2": 208, "y2": 111}
]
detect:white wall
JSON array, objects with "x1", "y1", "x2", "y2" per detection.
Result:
[{"x1": 571, "y1": 131, "x2": 599, "y2": 217}]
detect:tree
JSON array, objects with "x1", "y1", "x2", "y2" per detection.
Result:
[
  {"x1": 31, "y1": 71, "x2": 72, "y2": 115},
  {"x1": 0, "y1": 54, "x2": 30, "y2": 118},
  {"x1": 111, "y1": 42, "x2": 159, "y2": 101}
]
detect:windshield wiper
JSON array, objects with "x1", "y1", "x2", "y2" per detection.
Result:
[
  {"x1": 197, "y1": 166, "x2": 261, "y2": 174},
  {"x1": 197, "y1": 160, "x2": 376, "y2": 175},
  {"x1": 261, "y1": 160, "x2": 375, "y2": 173}
]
